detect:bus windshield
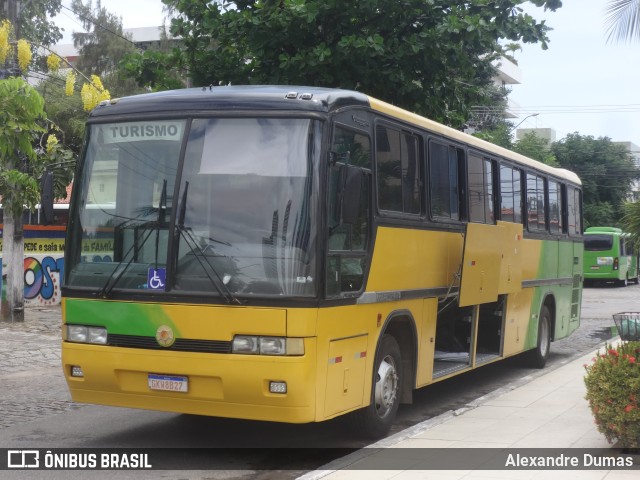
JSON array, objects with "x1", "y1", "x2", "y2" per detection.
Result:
[{"x1": 65, "y1": 117, "x2": 320, "y2": 299}]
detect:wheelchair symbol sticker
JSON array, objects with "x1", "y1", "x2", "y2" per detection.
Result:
[{"x1": 148, "y1": 268, "x2": 166, "y2": 290}]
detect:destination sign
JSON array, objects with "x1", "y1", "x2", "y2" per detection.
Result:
[{"x1": 98, "y1": 121, "x2": 185, "y2": 143}]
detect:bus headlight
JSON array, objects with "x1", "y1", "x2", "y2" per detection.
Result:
[
  {"x1": 67, "y1": 325, "x2": 108, "y2": 345},
  {"x1": 232, "y1": 336, "x2": 304, "y2": 356},
  {"x1": 260, "y1": 337, "x2": 286, "y2": 355},
  {"x1": 232, "y1": 335, "x2": 259, "y2": 354}
]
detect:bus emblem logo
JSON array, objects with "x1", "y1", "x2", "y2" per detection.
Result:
[{"x1": 156, "y1": 325, "x2": 175, "y2": 347}]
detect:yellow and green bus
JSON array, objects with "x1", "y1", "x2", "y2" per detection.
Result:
[
  {"x1": 57, "y1": 86, "x2": 583, "y2": 438},
  {"x1": 583, "y1": 226, "x2": 639, "y2": 286}
]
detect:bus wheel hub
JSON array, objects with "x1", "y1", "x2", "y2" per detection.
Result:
[{"x1": 374, "y1": 356, "x2": 398, "y2": 418}]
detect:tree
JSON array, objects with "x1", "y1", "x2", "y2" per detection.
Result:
[
  {"x1": 37, "y1": 75, "x2": 86, "y2": 156},
  {"x1": 120, "y1": 22, "x2": 186, "y2": 91},
  {"x1": 0, "y1": 0, "x2": 63, "y2": 47},
  {"x1": 513, "y1": 131, "x2": 558, "y2": 166},
  {"x1": 70, "y1": 0, "x2": 144, "y2": 97},
  {"x1": 472, "y1": 122, "x2": 514, "y2": 149},
  {"x1": 124, "y1": 0, "x2": 562, "y2": 128},
  {"x1": 0, "y1": 15, "x2": 106, "y2": 319},
  {"x1": 551, "y1": 133, "x2": 640, "y2": 227},
  {"x1": 622, "y1": 200, "x2": 640, "y2": 246},
  {"x1": 39, "y1": 0, "x2": 151, "y2": 157},
  {"x1": 605, "y1": 0, "x2": 640, "y2": 43},
  {"x1": 0, "y1": 78, "x2": 47, "y2": 320}
]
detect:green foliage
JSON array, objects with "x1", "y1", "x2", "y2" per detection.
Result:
[
  {"x1": 622, "y1": 200, "x2": 640, "y2": 248},
  {"x1": 0, "y1": 0, "x2": 63, "y2": 47},
  {"x1": 513, "y1": 131, "x2": 558, "y2": 166},
  {"x1": 552, "y1": 133, "x2": 640, "y2": 227},
  {"x1": 43, "y1": 130, "x2": 75, "y2": 202},
  {"x1": 120, "y1": 44, "x2": 186, "y2": 91},
  {"x1": 122, "y1": 0, "x2": 560, "y2": 126},
  {"x1": 0, "y1": 77, "x2": 75, "y2": 216},
  {"x1": 584, "y1": 341, "x2": 640, "y2": 448},
  {"x1": 473, "y1": 122, "x2": 513, "y2": 149},
  {"x1": 605, "y1": 0, "x2": 640, "y2": 43},
  {"x1": 585, "y1": 202, "x2": 617, "y2": 229},
  {"x1": 71, "y1": 0, "x2": 146, "y2": 98},
  {"x1": 37, "y1": 74, "x2": 86, "y2": 156},
  {"x1": 0, "y1": 78, "x2": 47, "y2": 219}
]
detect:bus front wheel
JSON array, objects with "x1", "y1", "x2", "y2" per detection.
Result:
[
  {"x1": 351, "y1": 334, "x2": 401, "y2": 439},
  {"x1": 527, "y1": 305, "x2": 551, "y2": 369}
]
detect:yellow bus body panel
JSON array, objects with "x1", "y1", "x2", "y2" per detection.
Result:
[{"x1": 367, "y1": 227, "x2": 463, "y2": 291}]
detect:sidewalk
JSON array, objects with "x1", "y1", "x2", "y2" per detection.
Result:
[
  {"x1": 0, "y1": 305, "x2": 68, "y2": 429},
  {"x1": 301, "y1": 344, "x2": 638, "y2": 480}
]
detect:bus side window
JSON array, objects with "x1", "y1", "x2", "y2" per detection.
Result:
[
  {"x1": 429, "y1": 141, "x2": 461, "y2": 221},
  {"x1": 499, "y1": 164, "x2": 524, "y2": 224},
  {"x1": 327, "y1": 126, "x2": 371, "y2": 296},
  {"x1": 566, "y1": 186, "x2": 582, "y2": 235},
  {"x1": 526, "y1": 173, "x2": 546, "y2": 231},
  {"x1": 376, "y1": 124, "x2": 421, "y2": 215},
  {"x1": 468, "y1": 153, "x2": 494, "y2": 224},
  {"x1": 548, "y1": 180, "x2": 562, "y2": 233}
]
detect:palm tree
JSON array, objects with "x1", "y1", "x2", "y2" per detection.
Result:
[{"x1": 605, "y1": 0, "x2": 640, "y2": 42}]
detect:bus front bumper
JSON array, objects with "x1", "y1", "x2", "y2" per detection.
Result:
[{"x1": 62, "y1": 341, "x2": 318, "y2": 424}]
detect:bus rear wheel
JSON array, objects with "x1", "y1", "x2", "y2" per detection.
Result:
[
  {"x1": 351, "y1": 334, "x2": 401, "y2": 439},
  {"x1": 527, "y1": 305, "x2": 551, "y2": 369}
]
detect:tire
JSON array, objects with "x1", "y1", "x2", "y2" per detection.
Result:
[
  {"x1": 350, "y1": 334, "x2": 402, "y2": 439},
  {"x1": 527, "y1": 305, "x2": 551, "y2": 369},
  {"x1": 618, "y1": 277, "x2": 628, "y2": 287}
]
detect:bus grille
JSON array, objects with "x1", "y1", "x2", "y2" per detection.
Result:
[{"x1": 107, "y1": 334, "x2": 231, "y2": 353}]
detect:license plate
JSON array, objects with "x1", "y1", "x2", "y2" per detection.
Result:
[
  {"x1": 148, "y1": 374, "x2": 188, "y2": 392},
  {"x1": 590, "y1": 266, "x2": 600, "y2": 270}
]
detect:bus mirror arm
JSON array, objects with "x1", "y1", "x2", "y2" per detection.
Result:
[{"x1": 40, "y1": 171, "x2": 55, "y2": 225}]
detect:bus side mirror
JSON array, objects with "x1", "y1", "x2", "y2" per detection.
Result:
[
  {"x1": 339, "y1": 164, "x2": 363, "y2": 225},
  {"x1": 40, "y1": 171, "x2": 54, "y2": 225}
]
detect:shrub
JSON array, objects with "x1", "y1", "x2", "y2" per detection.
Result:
[{"x1": 584, "y1": 341, "x2": 640, "y2": 448}]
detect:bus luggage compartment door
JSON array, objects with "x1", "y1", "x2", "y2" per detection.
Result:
[{"x1": 323, "y1": 334, "x2": 368, "y2": 418}]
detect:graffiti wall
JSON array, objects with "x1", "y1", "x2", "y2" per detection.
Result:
[{"x1": 0, "y1": 226, "x2": 66, "y2": 307}]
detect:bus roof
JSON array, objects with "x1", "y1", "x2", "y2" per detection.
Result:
[
  {"x1": 90, "y1": 85, "x2": 581, "y2": 185},
  {"x1": 89, "y1": 85, "x2": 370, "y2": 117},
  {"x1": 585, "y1": 227, "x2": 623, "y2": 234}
]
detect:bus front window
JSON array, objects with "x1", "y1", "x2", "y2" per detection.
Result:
[
  {"x1": 65, "y1": 117, "x2": 320, "y2": 299},
  {"x1": 174, "y1": 118, "x2": 320, "y2": 297},
  {"x1": 66, "y1": 120, "x2": 184, "y2": 291}
]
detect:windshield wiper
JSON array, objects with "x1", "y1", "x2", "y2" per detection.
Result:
[
  {"x1": 97, "y1": 223, "x2": 157, "y2": 298},
  {"x1": 176, "y1": 182, "x2": 241, "y2": 305},
  {"x1": 98, "y1": 180, "x2": 169, "y2": 298}
]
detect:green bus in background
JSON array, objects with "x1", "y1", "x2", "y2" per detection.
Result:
[{"x1": 583, "y1": 227, "x2": 639, "y2": 286}]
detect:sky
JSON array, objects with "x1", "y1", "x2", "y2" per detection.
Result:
[
  {"x1": 509, "y1": 0, "x2": 640, "y2": 144},
  {"x1": 52, "y1": 0, "x2": 640, "y2": 145},
  {"x1": 53, "y1": 0, "x2": 167, "y2": 43}
]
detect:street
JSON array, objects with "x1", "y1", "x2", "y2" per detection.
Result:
[{"x1": 0, "y1": 283, "x2": 638, "y2": 478}]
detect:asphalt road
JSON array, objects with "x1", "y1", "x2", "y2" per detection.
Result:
[{"x1": 0, "y1": 283, "x2": 636, "y2": 479}]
